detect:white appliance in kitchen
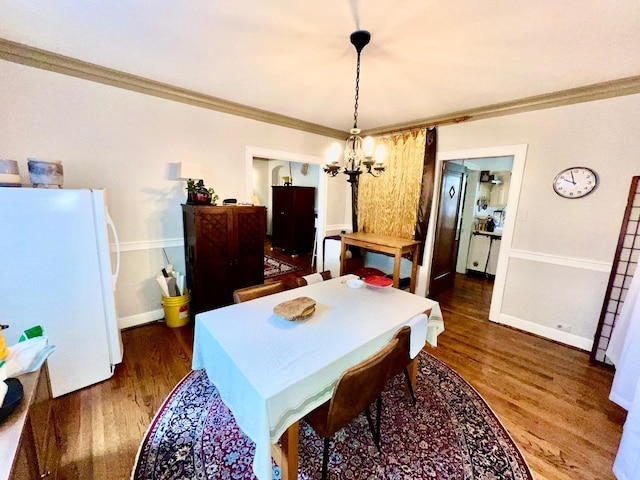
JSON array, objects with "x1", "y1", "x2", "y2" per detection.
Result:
[{"x1": 0, "y1": 187, "x2": 123, "y2": 397}]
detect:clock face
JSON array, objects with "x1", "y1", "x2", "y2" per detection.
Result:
[{"x1": 553, "y1": 167, "x2": 598, "y2": 198}]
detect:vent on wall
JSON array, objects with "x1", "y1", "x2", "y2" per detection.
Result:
[{"x1": 590, "y1": 176, "x2": 640, "y2": 364}]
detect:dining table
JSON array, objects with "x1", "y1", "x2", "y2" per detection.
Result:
[{"x1": 192, "y1": 274, "x2": 444, "y2": 480}]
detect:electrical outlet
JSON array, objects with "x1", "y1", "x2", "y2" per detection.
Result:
[{"x1": 556, "y1": 323, "x2": 572, "y2": 333}]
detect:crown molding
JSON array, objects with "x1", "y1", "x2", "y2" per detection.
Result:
[
  {"x1": 367, "y1": 75, "x2": 640, "y2": 136},
  {"x1": 2, "y1": 38, "x2": 639, "y2": 139},
  {"x1": 0, "y1": 38, "x2": 347, "y2": 140}
]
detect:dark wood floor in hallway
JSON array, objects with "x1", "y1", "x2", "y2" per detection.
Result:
[{"x1": 51, "y1": 271, "x2": 625, "y2": 479}]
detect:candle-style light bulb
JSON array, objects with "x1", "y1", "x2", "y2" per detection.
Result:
[
  {"x1": 375, "y1": 145, "x2": 385, "y2": 164},
  {"x1": 326, "y1": 142, "x2": 341, "y2": 164},
  {"x1": 363, "y1": 136, "x2": 374, "y2": 157}
]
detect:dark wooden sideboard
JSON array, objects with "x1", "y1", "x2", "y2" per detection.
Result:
[
  {"x1": 271, "y1": 186, "x2": 315, "y2": 255},
  {"x1": 182, "y1": 204, "x2": 266, "y2": 313}
]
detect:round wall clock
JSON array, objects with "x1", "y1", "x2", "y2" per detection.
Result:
[{"x1": 553, "y1": 167, "x2": 598, "y2": 198}]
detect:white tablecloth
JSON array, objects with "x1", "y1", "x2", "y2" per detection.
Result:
[{"x1": 192, "y1": 275, "x2": 442, "y2": 480}]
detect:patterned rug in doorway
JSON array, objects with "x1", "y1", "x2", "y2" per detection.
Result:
[
  {"x1": 264, "y1": 254, "x2": 301, "y2": 279},
  {"x1": 132, "y1": 352, "x2": 533, "y2": 480}
]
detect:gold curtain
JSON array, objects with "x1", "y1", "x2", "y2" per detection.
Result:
[{"x1": 358, "y1": 129, "x2": 426, "y2": 238}]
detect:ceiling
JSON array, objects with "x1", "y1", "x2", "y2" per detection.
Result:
[{"x1": 1, "y1": 1, "x2": 639, "y2": 134}]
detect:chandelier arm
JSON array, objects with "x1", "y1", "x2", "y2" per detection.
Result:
[{"x1": 363, "y1": 162, "x2": 386, "y2": 177}]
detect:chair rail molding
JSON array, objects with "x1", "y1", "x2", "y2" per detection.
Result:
[
  {"x1": 509, "y1": 249, "x2": 612, "y2": 272},
  {"x1": 111, "y1": 238, "x2": 184, "y2": 252}
]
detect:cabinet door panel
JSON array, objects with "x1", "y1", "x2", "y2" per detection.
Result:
[
  {"x1": 236, "y1": 208, "x2": 266, "y2": 288},
  {"x1": 293, "y1": 188, "x2": 315, "y2": 254},
  {"x1": 194, "y1": 208, "x2": 234, "y2": 312},
  {"x1": 271, "y1": 187, "x2": 291, "y2": 250}
]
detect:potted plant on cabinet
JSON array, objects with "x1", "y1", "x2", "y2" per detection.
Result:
[{"x1": 186, "y1": 179, "x2": 220, "y2": 205}]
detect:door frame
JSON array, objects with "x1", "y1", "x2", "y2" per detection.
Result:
[{"x1": 426, "y1": 144, "x2": 528, "y2": 322}]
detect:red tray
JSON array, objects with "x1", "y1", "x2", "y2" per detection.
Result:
[{"x1": 364, "y1": 275, "x2": 393, "y2": 288}]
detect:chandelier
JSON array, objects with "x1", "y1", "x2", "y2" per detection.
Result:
[{"x1": 324, "y1": 30, "x2": 385, "y2": 182}]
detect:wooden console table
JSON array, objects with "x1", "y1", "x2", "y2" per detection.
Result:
[{"x1": 339, "y1": 232, "x2": 422, "y2": 293}]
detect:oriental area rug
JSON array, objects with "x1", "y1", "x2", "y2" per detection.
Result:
[
  {"x1": 264, "y1": 254, "x2": 301, "y2": 279},
  {"x1": 132, "y1": 352, "x2": 533, "y2": 480}
]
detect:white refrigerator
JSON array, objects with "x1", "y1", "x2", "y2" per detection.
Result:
[{"x1": 0, "y1": 188, "x2": 123, "y2": 397}]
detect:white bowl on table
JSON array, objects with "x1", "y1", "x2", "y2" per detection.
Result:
[{"x1": 346, "y1": 278, "x2": 364, "y2": 289}]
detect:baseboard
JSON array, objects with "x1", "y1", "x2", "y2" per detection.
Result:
[
  {"x1": 497, "y1": 313, "x2": 594, "y2": 351},
  {"x1": 118, "y1": 308, "x2": 164, "y2": 330}
]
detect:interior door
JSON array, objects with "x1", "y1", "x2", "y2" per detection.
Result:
[{"x1": 429, "y1": 162, "x2": 466, "y2": 296}]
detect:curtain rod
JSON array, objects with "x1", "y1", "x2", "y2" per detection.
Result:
[{"x1": 370, "y1": 115, "x2": 471, "y2": 137}]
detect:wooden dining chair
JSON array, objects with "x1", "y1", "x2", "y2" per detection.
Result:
[
  {"x1": 387, "y1": 326, "x2": 417, "y2": 405},
  {"x1": 232, "y1": 280, "x2": 285, "y2": 304},
  {"x1": 303, "y1": 337, "x2": 398, "y2": 480},
  {"x1": 295, "y1": 270, "x2": 332, "y2": 287}
]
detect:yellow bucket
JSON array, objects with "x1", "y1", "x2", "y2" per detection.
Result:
[
  {"x1": 0, "y1": 327, "x2": 8, "y2": 360},
  {"x1": 162, "y1": 289, "x2": 191, "y2": 328}
]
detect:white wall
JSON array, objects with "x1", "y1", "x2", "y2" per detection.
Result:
[
  {"x1": 4, "y1": 57, "x2": 637, "y2": 348},
  {"x1": 252, "y1": 159, "x2": 269, "y2": 207},
  {"x1": 436, "y1": 94, "x2": 640, "y2": 349},
  {"x1": 0, "y1": 60, "x2": 338, "y2": 327}
]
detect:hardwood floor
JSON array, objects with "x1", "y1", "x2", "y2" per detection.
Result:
[
  {"x1": 431, "y1": 273, "x2": 626, "y2": 480},
  {"x1": 52, "y1": 270, "x2": 625, "y2": 479}
]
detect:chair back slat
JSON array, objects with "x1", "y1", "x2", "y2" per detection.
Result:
[
  {"x1": 232, "y1": 281, "x2": 284, "y2": 303},
  {"x1": 296, "y1": 270, "x2": 332, "y2": 287}
]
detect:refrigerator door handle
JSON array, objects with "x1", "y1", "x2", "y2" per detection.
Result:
[{"x1": 106, "y1": 212, "x2": 121, "y2": 289}]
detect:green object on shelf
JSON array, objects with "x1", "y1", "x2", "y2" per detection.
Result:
[{"x1": 19, "y1": 325, "x2": 43, "y2": 342}]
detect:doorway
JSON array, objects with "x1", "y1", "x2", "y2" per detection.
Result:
[
  {"x1": 429, "y1": 162, "x2": 466, "y2": 296},
  {"x1": 246, "y1": 146, "x2": 328, "y2": 272},
  {"x1": 429, "y1": 144, "x2": 528, "y2": 323}
]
